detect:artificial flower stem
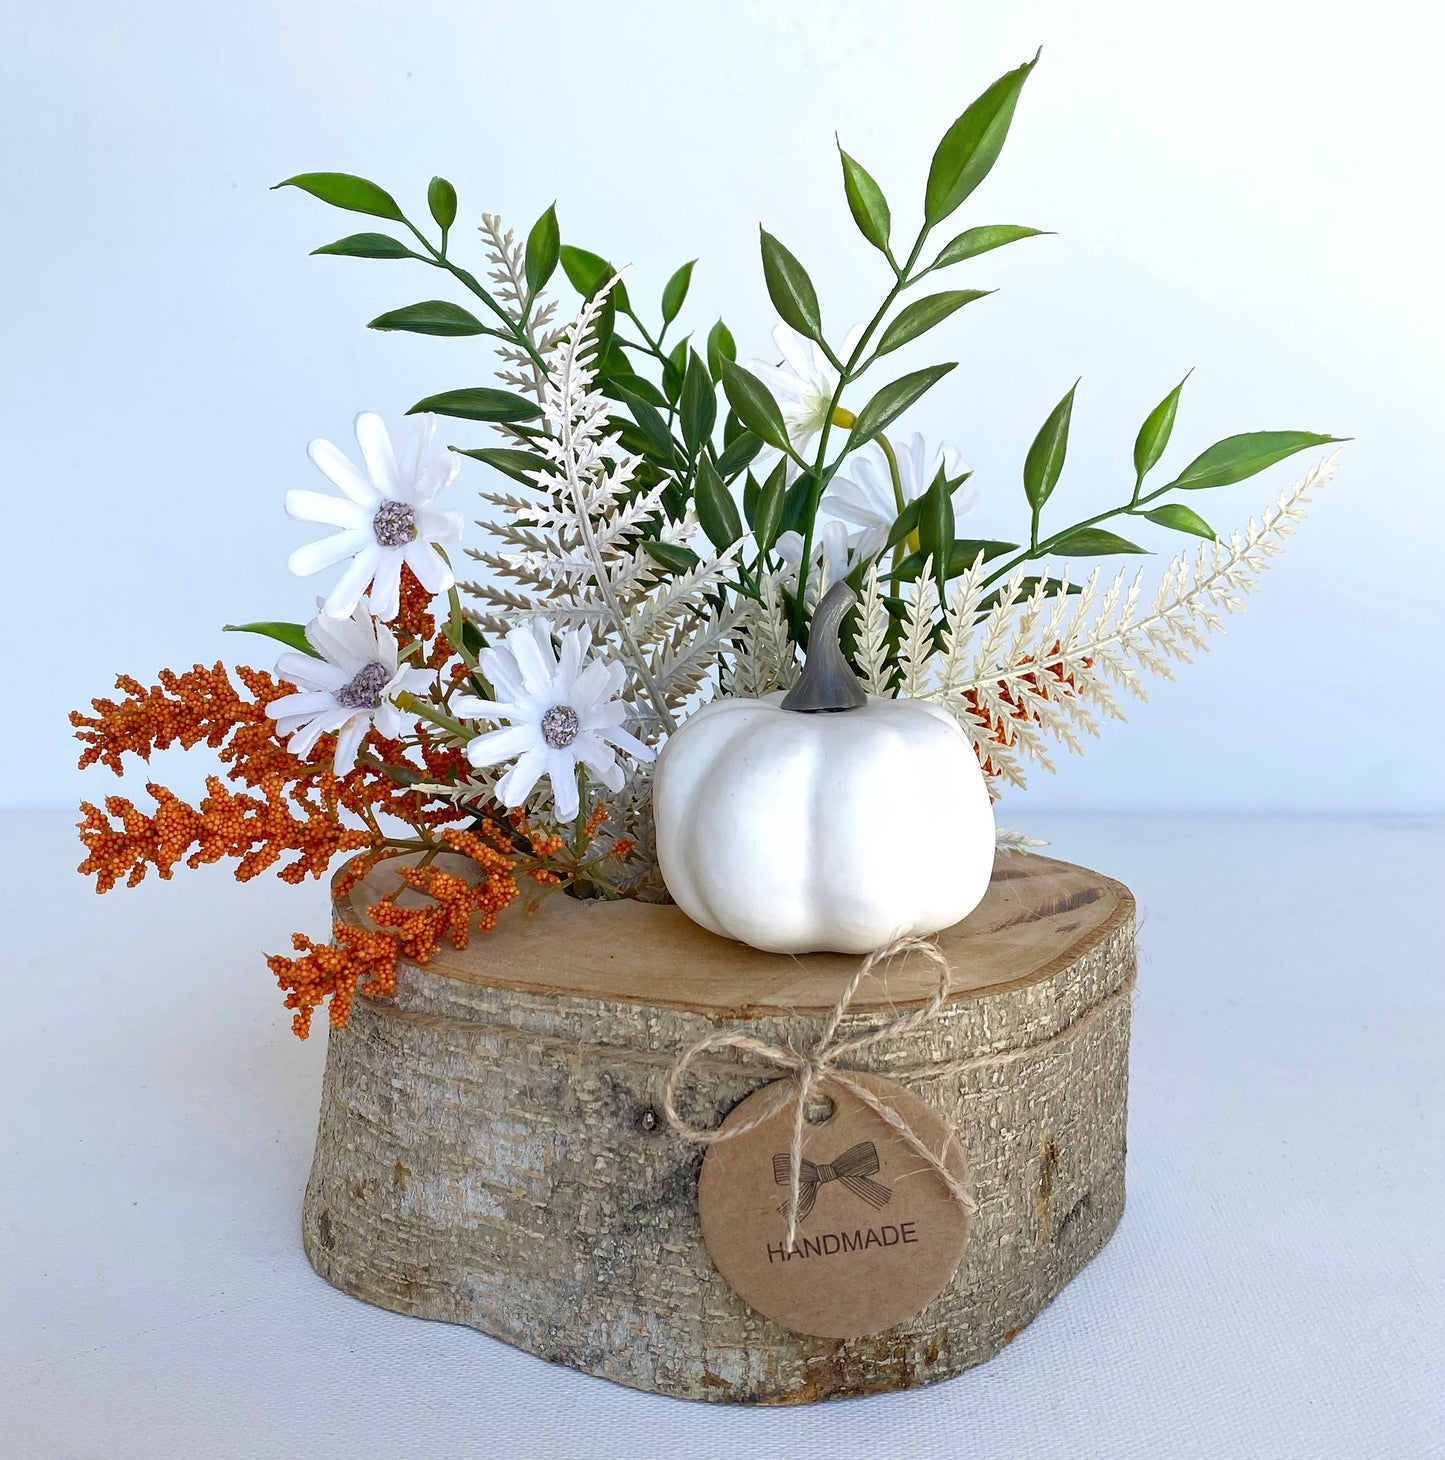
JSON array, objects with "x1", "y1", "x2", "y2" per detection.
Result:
[
  {"x1": 399, "y1": 219, "x2": 549, "y2": 374},
  {"x1": 790, "y1": 227, "x2": 932, "y2": 634},
  {"x1": 394, "y1": 692, "x2": 470, "y2": 741},
  {"x1": 874, "y1": 431, "x2": 916, "y2": 572},
  {"x1": 981, "y1": 477, "x2": 1193, "y2": 595}
]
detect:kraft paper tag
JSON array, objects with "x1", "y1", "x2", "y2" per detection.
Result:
[{"x1": 697, "y1": 1071, "x2": 972, "y2": 1338}]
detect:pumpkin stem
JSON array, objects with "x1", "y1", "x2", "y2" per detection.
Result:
[{"x1": 782, "y1": 580, "x2": 868, "y2": 713}]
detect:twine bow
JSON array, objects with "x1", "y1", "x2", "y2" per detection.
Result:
[{"x1": 664, "y1": 936, "x2": 978, "y2": 1250}]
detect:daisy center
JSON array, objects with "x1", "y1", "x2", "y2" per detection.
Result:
[
  {"x1": 335, "y1": 661, "x2": 391, "y2": 711},
  {"x1": 540, "y1": 704, "x2": 580, "y2": 749},
  {"x1": 372, "y1": 499, "x2": 418, "y2": 547}
]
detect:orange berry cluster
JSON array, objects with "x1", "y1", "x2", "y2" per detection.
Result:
[
  {"x1": 266, "y1": 922, "x2": 399, "y2": 1038},
  {"x1": 77, "y1": 774, "x2": 370, "y2": 892},
  {"x1": 72, "y1": 662, "x2": 264, "y2": 775}
]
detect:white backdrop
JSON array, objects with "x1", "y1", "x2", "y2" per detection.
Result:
[{"x1": 4, "y1": 0, "x2": 1441, "y2": 812}]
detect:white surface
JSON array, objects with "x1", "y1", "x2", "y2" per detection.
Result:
[
  {"x1": 3, "y1": 811, "x2": 1441, "y2": 1459},
  {"x1": 4, "y1": 0, "x2": 1443, "y2": 813}
]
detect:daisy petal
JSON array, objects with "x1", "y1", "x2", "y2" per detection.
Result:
[
  {"x1": 465, "y1": 722, "x2": 542, "y2": 767},
  {"x1": 496, "y1": 747, "x2": 549, "y2": 808},
  {"x1": 509, "y1": 620, "x2": 558, "y2": 696},
  {"x1": 285, "y1": 490, "x2": 372, "y2": 531},
  {"x1": 417, "y1": 505, "x2": 465, "y2": 544},
  {"x1": 354, "y1": 412, "x2": 399, "y2": 497},
  {"x1": 333, "y1": 716, "x2": 368, "y2": 775},
  {"x1": 548, "y1": 757, "x2": 581, "y2": 822},
  {"x1": 288, "y1": 527, "x2": 371, "y2": 578},
  {"x1": 306, "y1": 605, "x2": 376, "y2": 667},
  {"x1": 368, "y1": 550, "x2": 405, "y2": 623},
  {"x1": 322, "y1": 545, "x2": 382, "y2": 620},
  {"x1": 307, "y1": 438, "x2": 379, "y2": 507},
  {"x1": 266, "y1": 689, "x2": 339, "y2": 721},
  {"x1": 772, "y1": 323, "x2": 815, "y2": 379},
  {"x1": 598, "y1": 723, "x2": 656, "y2": 761},
  {"x1": 412, "y1": 453, "x2": 460, "y2": 505},
  {"x1": 274, "y1": 653, "x2": 348, "y2": 691},
  {"x1": 475, "y1": 649, "x2": 529, "y2": 706},
  {"x1": 400, "y1": 413, "x2": 437, "y2": 486},
  {"x1": 403, "y1": 539, "x2": 451, "y2": 595}
]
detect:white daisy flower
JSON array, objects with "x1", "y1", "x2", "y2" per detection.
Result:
[
  {"x1": 286, "y1": 412, "x2": 464, "y2": 623},
  {"x1": 744, "y1": 323, "x2": 865, "y2": 473},
  {"x1": 825, "y1": 433, "x2": 975, "y2": 561},
  {"x1": 774, "y1": 519, "x2": 854, "y2": 598},
  {"x1": 454, "y1": 621, "x2": 655, "y2": 824},
  {"x1": 266, "y1": 598, "x2": 432, "y2": 774}
]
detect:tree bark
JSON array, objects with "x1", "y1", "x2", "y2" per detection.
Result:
[{"x1": 303, "y1": 850, "x2": 1135, "y2": 1403}]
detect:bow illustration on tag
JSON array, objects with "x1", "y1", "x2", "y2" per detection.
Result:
[{"x1": 773, "y1": 1140, "x2": 892, "y2": 1222}]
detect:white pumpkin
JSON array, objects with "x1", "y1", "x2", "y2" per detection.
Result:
[{"x1": 654, "y1": 583, "x2": 995, "y2": 955}]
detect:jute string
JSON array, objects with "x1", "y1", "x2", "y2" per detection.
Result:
[{"x1": 664, "y1": 936, "x2": 1135, "y2": 1251}]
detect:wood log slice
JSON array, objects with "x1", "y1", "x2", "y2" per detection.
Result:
[{"x1": 303, "y1": 850, "x2": 1135, "y2": 1403}]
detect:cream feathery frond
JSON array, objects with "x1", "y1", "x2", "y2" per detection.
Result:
[
  {"x1": 923, "y1": 451, "x2": 1338, "y2": 791},
  {"x1": 898, "y1": 561, "x2": 940, "y2": 699},
  {"x1": 478, "y1": 213, "x2": 561, "y2": 405},
  {"x1": 856, "y1": 561, "x2": 894, "y2": 695},
  {"x1": 726, "y1": 571, "x2": 798, "y2": 697}
]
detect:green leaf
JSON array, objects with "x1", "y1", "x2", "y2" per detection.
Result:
[
  {"x1": 923, "y1": 53, "x2": 1038, "y2": 226},
  {"x1": 661, "y1": 260, "x2": 696, "y2": 327},
  {"x1": 885, "y1": 539, "x2": 1019, "y2": 582},
  {"x1": 839, "y1": 147, "x2": 891, "y2": 254},
  {"x1": 695, "y1": 456, "x2": 744, "y2": 550},
  {"x1": 778, "y1": 474, "x2": 815, "y2": 536},
  {"x1": 592, "y1": 292, "x2": 617, "y2": 359},
  {"x1": 1165, "y1": 430, "x2": 1344, "y2": 491},
  {"x1": 1023, "y1": 381, "x2": 1077, "y2": 514},
  {"x1": 1139, "y1": 503, "x2": 1217, "y2": 540},
  {"x1": 1133, "y1": 372, "x2": 1190, "y2": 483},
  {"x1": 706, "y1": 320, "x2": 737, "y2": 383},
  {"x1": 408, "y1": 388, "x2": 540, "y2": 423},
  {"x1": 643, "y1": 539, "x2": 701, "y2": 574},
  {"x1": 848, "y1": 363, "x2": 957, "y2": 445},
  {"x1": 273, "y1": 172, "x2": 404, "y2": 222},
  {"x1": 427, "y1": 176, "x2": 457, "y2": 232},
  {"x1": 664, "y1": 337, "x2": 688, "y2": 404},
  {"x1": 749, "y1": 457, "x2": 790, "y2": 553},
  {"x1": 875, "y1": 290, "x2": 991, "y2": 357},
  {"x1": 524, "y1": 204, "x2": 561, "y2": 295},
  {"x1": 453, "y1": 446, "x2": 544, "y2": 485},
  {"x1": 916, "y1": 469, "x2": 956, "y2": 580},
  {"x1": 369, "y1": 300, "x2": 487, "y2": 337},
  {"x1": 884, "y1": 495, "x2": 925, "y2": 551},
  {"x1": 223, "y1": 621, "x2": 319, "y2": 657},
  {"x1": 559, "y1": 244, "x2": 628, "y2": 309},
  {"x1": 311, "y1": 232, "x2": 418, "y2": 260},
  {"x1": 607, "y1": 370, "x2": 669, "y2": 409},
  {"x1": 615, "y1": 387, "x2": 676, "y2": 461},
  {"x1": 719, "y1": 357, "x2": 792, "y2": 454},
  {"x1": 1049, "y1": 527, "x2": 1149, "y2": 555},
  {"x1": 930, "y1": 224, "x2": 1048, "y2": 269},
  {"x1": 679, "y1": 350, "x2": 716, "y2": 456},
  {"x1": 759, "y1": 229, "x2": 824, "y2": 342},
  {"x1": 715, "y1": 427, "x2": 762, "y2": 479}
]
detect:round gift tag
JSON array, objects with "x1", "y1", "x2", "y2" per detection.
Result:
[{"x1": 697, "y1": 1071, "x2": 973, "y2": 1339}]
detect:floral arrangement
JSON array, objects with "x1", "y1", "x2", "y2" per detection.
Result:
[{"x1": 72, "y1": 55, "x2": 1340, "y2": 1034}]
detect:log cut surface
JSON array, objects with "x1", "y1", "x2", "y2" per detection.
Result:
[{"x1": 305, "y1": 851, "x2": 1135, "y2": 1402}]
